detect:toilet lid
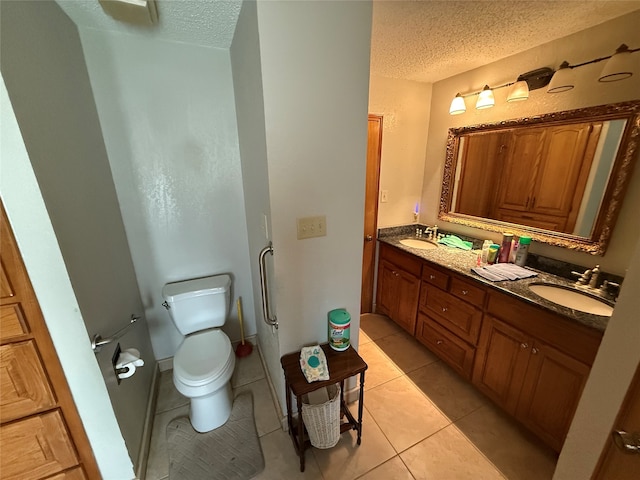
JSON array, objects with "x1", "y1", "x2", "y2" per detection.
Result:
[{"x1": 174, "y1": 329, "x2": 232, "y2": 387}]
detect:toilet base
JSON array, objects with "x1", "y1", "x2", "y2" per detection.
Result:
[{"x1": 189, "y1": 382, "x2": 233, "y2": 433}]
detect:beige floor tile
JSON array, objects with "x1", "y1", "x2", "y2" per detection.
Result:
[
  {"x1": 232, "y1": 347, "x2": 265, "y2": 388},
  {"x1": 374, "y1": 329, "x2": 440, "y2": 374},
  {"x1": 253, "y1": 428, "x2": 324, "y2": 479},
  {"x1": 357, "y1": 456, "x2": 415, "y2": 480},
  {"x1": 365, "y1": 375, "x2": 450, "y2": 453},
  {"x1": 233, "y1": 378, "x2": 282, "y2": 437},
  {"x1": 454, "y1": 404, "x2": 557, "y2": 480},
  {"x1": 145, "y1": 404, "x2": 189, "y2": 480},
  {"x1": 360, "y1": 313, "x2": 402, "y2": 340},
  {"x1": 154, "y1": 370, "x2": 188, "y2": 414},
  {"x1": 358, "y1": 342, "x2": 402, "y2": 391},
  {"x1": 312, "y1": 407, "x2": 396, "y2": 480},
  {"x1": 401, "y1": 424, "x2": 505, "y2": 480},
  {"x1": 408, "y1": 360, "x2": 491, "y2": 421},
  {"x1": 359, "y1": 329, "x2": 373, "y2": 346}
]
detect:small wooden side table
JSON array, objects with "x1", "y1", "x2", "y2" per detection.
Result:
[{"x1": 280, "y1": 343, "x2": 368, "y2": 472}]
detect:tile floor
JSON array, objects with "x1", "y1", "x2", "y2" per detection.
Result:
[{"x1": 145, "y1": 314, "x2": 558, "y2": 479}]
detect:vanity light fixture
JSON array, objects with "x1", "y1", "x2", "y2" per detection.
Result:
[
  {"x1": 476, "y1": 85, "x2": 495, "y2": 109},
  {"x1": 449, "y1": 93, "x2": 467, "y2": 115},
  {"x1": 547, "y1": 43, "x2": 640, "y2": 92},
  {"x1": 447, "y1": 68, "x2": 553, "y2": 115}
]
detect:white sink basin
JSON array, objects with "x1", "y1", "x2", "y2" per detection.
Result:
[
  {"x1": 528, "y1": 284, "x2": 614, "y2": 317},
  {"x1": 399, "y1": 238, "x2": 439, "y2": 250}
]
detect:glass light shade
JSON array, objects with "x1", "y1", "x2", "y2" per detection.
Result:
[
  {"x1": 475, "y1": 86, "x2": 495, "y2": 109},
  {"x1": 449, "y1": 94, "x2": 466, "y2": 115},
  {"x1": 599, "y1": 45, "x2": 634, "y2": 82},
  {"x1": 506, "y1": 81, "x2": 529, "y2": 102},
  {"x1": 547, "y1": 63, "x2": 575, "y2": 93}
]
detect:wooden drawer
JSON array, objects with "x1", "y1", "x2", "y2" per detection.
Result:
[
  {"x1": 0, "y1": 340, "x2": 56, "y2": 422},
  {"x1": 420, "y1": 284, "x2": 483, "y2": 345},
  {"x1": 379, "y1": 243, "x2": 422, "y2": 277},
  {"x1": 450, "y1": 276, "x2": 486, "y2": 307},
  {"x1": 0, "y1": 410, "x2": 79, "y2": 480},
  {"x1": 416, "y1": 313, "x2": 475, "y2": 379},
  {"x1": 486, "y1": 290, "x2": 602, "y2": 365},
  {"x1": 422, "y1": 264, "x2": 449, "y2": 290},
  {"x1": 1, "y1": 304, "x2": 28, "y2": 341}
]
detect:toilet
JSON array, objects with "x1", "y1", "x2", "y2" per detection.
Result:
[{"x1": 162, "y1": 274, "x2": 236, "y2": 433}]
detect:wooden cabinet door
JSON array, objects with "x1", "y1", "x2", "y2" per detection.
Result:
[
  {"x1": 393, "y1": 269, "x2": 420, "y2": 335},
  {"x1": 495, "y1": 128, "x2": 545, "y2": 213},
  {"x1": 531, "y1": 123, "x2": 600, "y2": 220},
  {"x1": 516, "y1": 340, "x2": 590, "y2": 451},
  {"x1": 376, "y1": 259, "x2": 397, "y2": 318},
  {"x1": 472, "y1": 316, "x2": 531, "y2": 414}
]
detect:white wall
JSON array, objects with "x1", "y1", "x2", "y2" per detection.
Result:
[
  {"x1": 423, "y1": 12, "x2": 640, "y2": 275},
  {"x1": 369, "y1": 76, "x2": 433, "y2": 227},
  {"x1": 78, "y1": 29, "x2": 256, "y2": 360},
  {"x1": 1, "y1": 76, "x2": 134, "y2": 480},
  {"x1": 257, "y1": 0, "x2": 373, "y2": 408},
  {"x1": 1, "y1": 0, "x2": 155, "y2": 473},
  {"x1": 554, "y1": 235, "x2": 640, "y2": 478}
]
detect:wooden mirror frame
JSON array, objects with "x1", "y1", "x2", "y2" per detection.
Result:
[{"x1": 439, "y1": 101, "x2": 640, "y2": 255}]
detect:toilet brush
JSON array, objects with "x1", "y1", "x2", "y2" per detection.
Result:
[{"x1": 235, "y1": 297, "x2": 253, "y2": 357}]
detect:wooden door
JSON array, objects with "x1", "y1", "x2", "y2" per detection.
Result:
[
  {"x1": 455, "y1": 131, "x2": 506, "y2": 217},
  {"x1": 361, "y1": 115, "x2": 383, "y2": 313},
  {"x1": 472, "y1": 316, "x2": 531, "y2": 414},
  {"x1": 0, "y1": 204, "x2": 100, "y2": 479},
  {"x1": 516, "y1": 340, "x2": 590, "y2": 452},
  {"x1": 594, "y1": 363, "x2": 640, "y2": 479}
]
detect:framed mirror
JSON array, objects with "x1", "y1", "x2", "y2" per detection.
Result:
[{"x1": 439, "y1": 101, "x2": 640, "y2": 255}]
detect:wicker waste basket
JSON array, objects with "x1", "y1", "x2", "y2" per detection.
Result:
[{"x1": 301, "y1": 383, "x2": 341, "y2": 449}]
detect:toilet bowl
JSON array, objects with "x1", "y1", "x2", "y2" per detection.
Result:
[
  {"x1": 162, "y1": 274, "x2": 235, "y2": 433},
  {"x1": 173, "y1": 329, "x2": 235, "y2": 432}
]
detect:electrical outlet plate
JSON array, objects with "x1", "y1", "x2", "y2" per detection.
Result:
[
  {"x1": 297, "y1": 215, "x2": 327, "y2": 239},
  {"x1": 380, "y1": 190, "x2": 389, "y2": 203}
]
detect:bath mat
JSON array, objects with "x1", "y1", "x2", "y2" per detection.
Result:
[{"x1": 167, "y1": 392, "x2": 264, "y2": 480}]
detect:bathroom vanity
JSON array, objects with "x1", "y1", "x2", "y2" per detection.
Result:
[{"x1": 375, "y1": 238, "x2": 606, "y2": 452}]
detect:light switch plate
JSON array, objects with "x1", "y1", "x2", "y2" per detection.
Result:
[{"x1": 297, "y1": 216, "x2": 327, "y2": 239}]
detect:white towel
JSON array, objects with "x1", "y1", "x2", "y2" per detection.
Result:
[{"x1": 472, "y1": 263, "x2": 537, "y2": 282}]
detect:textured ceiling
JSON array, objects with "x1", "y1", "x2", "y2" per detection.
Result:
[
  {"x1": 56, "y1": 0, "x2": 639, "y2": 81},
  {"x1": 56, "y1": 0, "x2": 242, "y2": 49},
  {"x1": 371, "y1": 0, "x2": 640, "y2": 83}
]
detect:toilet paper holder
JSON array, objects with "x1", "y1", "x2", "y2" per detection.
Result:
[{"x1": 92, "y1": 314, "x2": 140, "y2": 353}]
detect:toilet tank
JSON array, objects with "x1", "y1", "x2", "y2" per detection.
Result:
[{"x1": 162, "y1": 274, "x2": 231, "y2": 335}]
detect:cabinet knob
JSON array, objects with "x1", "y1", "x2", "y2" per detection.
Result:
[
  {"x1": 436, "y1": 340, "x2": 443, "y2": 345},
  {"x1": 531, "y1": 347, "x2": 539, "y2": 355},
  {"x1": 430, "y1": 274, "x2": 436, "y2": 280},
  {"x1": 441, "y1": 307, "x2": 448, "y2": 312},
  {"x1": 461, "y1": 290, "x2": 468, "y2": 295},
  {"x1": 520, "y1": 343, "x2": 529, "y2": 349}
]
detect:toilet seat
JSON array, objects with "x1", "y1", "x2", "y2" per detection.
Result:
[{"x1": 174, "y1": 329, "x2": 233, "y2": 388}]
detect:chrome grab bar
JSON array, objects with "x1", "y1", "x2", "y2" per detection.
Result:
[
  {"x1": 259, "y1": 242, "x2": 278, "y2": 329},
  {"x1": 92, "y1": 314, "x2": 140, "y2": 353}
]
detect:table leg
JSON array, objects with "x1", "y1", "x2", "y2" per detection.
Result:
[
  {"x1": 357, "y1": 371, "x2": 365, "y2": 445},
  {"x1": 296, "y1": 394, "x2": 305, "y2": 472}
]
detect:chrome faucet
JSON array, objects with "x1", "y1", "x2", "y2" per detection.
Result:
[
  {"x1": 571, "y1": 268, "x2": 592, "y2": 286},
  {"x1": 588, "y1": 265, "x2": 601, "y2": 288}
]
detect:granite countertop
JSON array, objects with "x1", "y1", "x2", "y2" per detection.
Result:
[{"x1": 378, "y1": 233, "x2": 610, "y2": 332}]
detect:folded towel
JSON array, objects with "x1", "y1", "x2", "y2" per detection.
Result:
[
  {"x1": 472, "y1": 263, "x2": 537, "y2": 282},
  {"x1": 438, "y1": 235, "x2": 473, "y2": 250},
  {"x1": 299, "y1": 345, "x2": 330, "y2": 382}
]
